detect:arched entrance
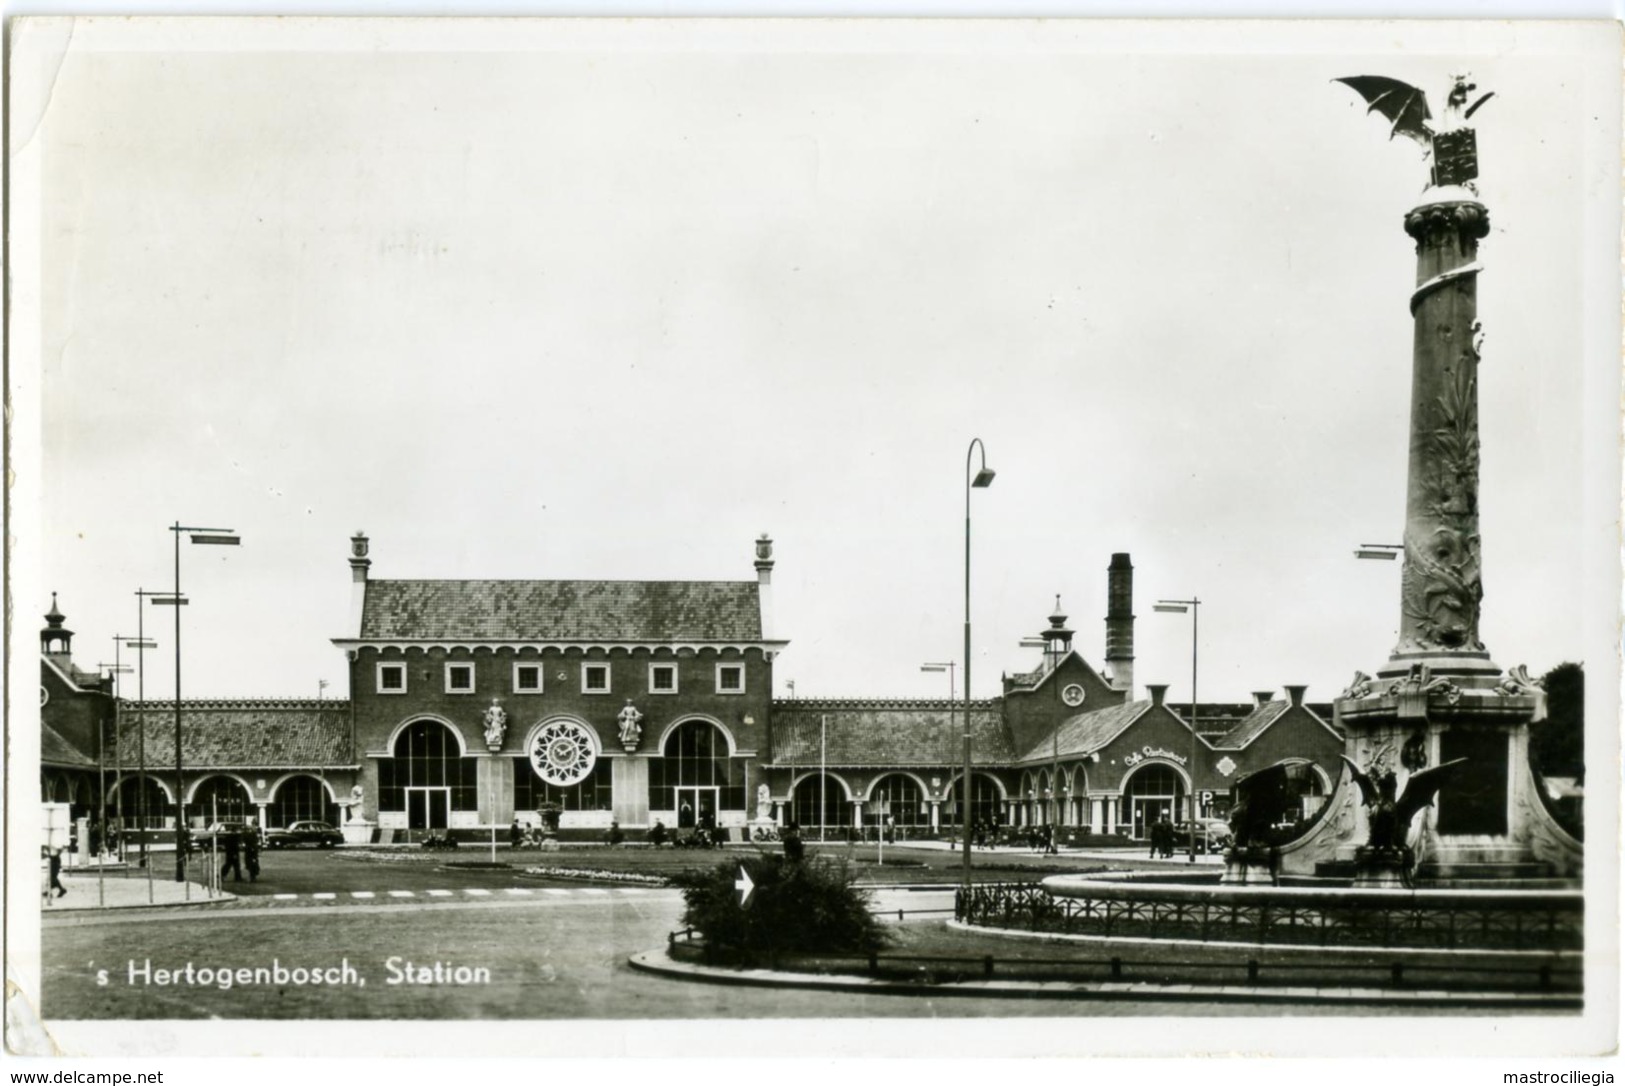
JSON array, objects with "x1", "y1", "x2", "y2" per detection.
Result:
[
  {"x1": 867, "y1": 773, "x2": 928, "y2": 831},
  {"x1": 1120, "y1": 763, "x2": 1185, "y2": 840},
  {"x1": 268, "y1": 775, "x2": 340, "y2": 828},
  {"x1": 190, "y1": 775, "x2": 252, "y2": 827},
  {"x1": 942, "y1": 773, "x2": 1003, "y2": 831},
  {"x1": 379, "y1": 718, "x2": 478, "y2": 830},
  {"x1": 790, "y1": 773, "x2": 849, "y2": 835},
  {"x1": 113, "y1": 776, "x2": 171, "y2": 829},
  {"x1": 648, "y1": 719, "x2": 743, "y2": 829}
]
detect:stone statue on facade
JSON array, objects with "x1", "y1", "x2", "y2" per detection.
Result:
[
  {"x1": 482, "y1": 700, "x2": 508, "y2": 751},
  {"x1": 347, "y1": 784, "x2": 365, "y2": 823},
  {"x1": 756, "y1": 783, "x2": 772, "y2": 822},
  {"x1": 617, "y1": 700, "x2": 643, "y2": 751}
]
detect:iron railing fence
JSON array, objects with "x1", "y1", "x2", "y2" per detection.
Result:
[
  {"x1": 664, "y1": 929, "x2": 1579, "y2": 994},
  {"x1": 955, "y1": 881, "x2": 1583, "y2": 953}
]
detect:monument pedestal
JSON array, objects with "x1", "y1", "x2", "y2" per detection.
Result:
[
  {"x1": 1219, "y1": 846, "x2": 1276, "y2": 885},
  {"x1": 1352, "y1": 846, "x2": 1412, "y2": 889},
  {"x1": 341, "y1": 819, "x2": 375, "y2": 846}
]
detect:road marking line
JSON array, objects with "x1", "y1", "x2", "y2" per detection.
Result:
[
  {"x1": 504, "y1": 888, "x2": 532, "y2": 895},
  {"x1": 425, "y1": 889, "x2": 453, "y2": 897},
  {"x1": 543, "y1": 889, "x2": 570, "y2": 896},
  {"x1": 312, "y1": 892, "x2": 336, "y2": 900},
  {"x1": 388, "y1": 890, "x2": 415, "y2": 897},
  {"x1": 272, "y1": 894, "x2": 297, "y2": 900},
  {"x1": 464, "y1": 888, "x2": 492, "y2": 896},
  {"x1": 351, "y1": 891, "x2": 376, "y2": 899}
]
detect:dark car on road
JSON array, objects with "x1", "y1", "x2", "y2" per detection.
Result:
[
  {"x1": 266, "y1": 820, "x2": 344, "y2": 849},
  {"x1": 189, "y1": 821, "x2": 261, "y2": 853}
]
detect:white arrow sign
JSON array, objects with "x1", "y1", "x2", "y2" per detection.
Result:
[{"x1": 735, "y1": 865, "x2": 754, "y2": 906}]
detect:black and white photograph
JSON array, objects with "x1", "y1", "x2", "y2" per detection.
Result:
[{"x1": 6, "y1": 12, "x2": 1620, "y2": 1069}]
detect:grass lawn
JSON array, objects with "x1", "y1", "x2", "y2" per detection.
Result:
[{"x1": 336, "y1": 842, "x2": 1125, "y2": 885}]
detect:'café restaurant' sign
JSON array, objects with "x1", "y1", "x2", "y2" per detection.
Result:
[{"x1": 1123, "y1": 746, "x2": 1189, "y2": 767}]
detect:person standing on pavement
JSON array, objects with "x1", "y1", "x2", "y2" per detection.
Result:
[
  {"x1": 43, "y1": 845, "x2": 67, "y2": 898},
  {"x1": 244, "y1": 831, "x2": 261, "y2": 883},
  {"x1": 220, "y1": 830, "x2": 244, "y2": 884},
  {"x1": 509, "y1": 817, "x2": 522, "y2": 849}
]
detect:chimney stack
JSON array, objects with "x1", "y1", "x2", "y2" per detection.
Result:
[
  {"x1": 349, "y1": 533, "x2": 371, "y2": 636},
  {"x1": 1105, "y1": 553, "x2": 1135, "y2": 694},
  {"x1": 1252, "y1": 690, "x2": 1275, "y2": 709},
  {"x1": 754, "y1": 534, "x2": 775, "y2": 639},
  {"x1": 1284, "y1": 685, "x2": 1307, "y2": 708},
  {"x1": 1146, "y1": 683, "x2": 1169, "y2": 708}
]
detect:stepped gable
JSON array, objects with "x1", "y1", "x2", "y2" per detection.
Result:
[
  {"x1": 769, "y1": 698, "x2": 1012, "y2": 766},
  {"x1": 360, "y1": 579, "x2": 763, "y2": 642},
  {"x1": 118, "y1": 699, "x2": 352, "y2": 768},
  {"x1": 1016, "y1": 699, "x2": 1149, "y2": 763}
]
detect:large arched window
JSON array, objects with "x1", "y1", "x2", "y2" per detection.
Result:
[
  {"x1": 648, "y1": 720, "x2": 744, "y2": 822},
  {"x1": 378, "y1": 719, "x2": 478, "y2": 829},
  {"x1": 942, "y1": 773, "x2": 1003, "y2": 829},
  {"x1": 190, "y1": 775, "x2": 252, "y2": 827},
  {"x1": 868, "y1": 774, "x2": 928, "y2": 827},
  {"x1": 114, "y1": 776, "x2": 171, "y2": 829},
  {"x1": 791, "y1": 773, "x2": 848, "y2": 832},
  {"x1": 268, "y1": 775, "x2": 339, "y2": 828},
  {"x1": 1120, "y1": 763, "x2": 1185, "y2": 840}
]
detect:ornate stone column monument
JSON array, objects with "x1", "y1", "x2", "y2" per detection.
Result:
[{"x1": 1280, "y1": 76, "x2": 1579, "y2": 884}]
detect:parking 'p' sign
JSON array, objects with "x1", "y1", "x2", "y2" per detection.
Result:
[{"x1": 735, "y1": 866, "x2": 754, "y2": 906}]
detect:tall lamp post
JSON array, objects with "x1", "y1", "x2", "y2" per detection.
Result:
[
  {"x1": 961, "y1": 439, "x2": 995, "y2": 889},
  {"x1": 156, "y1": 523, "x2": 241, "y2": 882},
  {"x1": 131, "y1": 590, "x2": 167, "y2": 898},
  {"x1": 920, "y1": 662, "x2": 956, "y2": 701},
  {"x1": 1154, "y1": 596, "x2": 1201, "y2": 863},
  {"x1": 95, "y1": 660, "x2": 131, "y2": 909}
]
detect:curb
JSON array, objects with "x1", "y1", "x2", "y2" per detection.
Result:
[{"x1": 626, "y1": 949, "x2": 1582, "y2": 1009}]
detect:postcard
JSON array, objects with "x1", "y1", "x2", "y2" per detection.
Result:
[{"x1": 7, "y1": 15, "x2": 1620, "y2": 1063}]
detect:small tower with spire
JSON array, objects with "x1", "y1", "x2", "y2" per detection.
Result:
[
  {"x1": 41, "y1": 593, "x2": 74, "y2": 662},
  {"x1": 1040, "y1": 595, "x2": 1074, "y2": 672}
]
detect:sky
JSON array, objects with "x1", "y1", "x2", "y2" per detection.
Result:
[{"x1": 16, "y1": 18, "x2": 1620, "y2": 708}]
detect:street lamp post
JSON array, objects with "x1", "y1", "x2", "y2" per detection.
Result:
[
  {"x1": 157, "y1": 523, "x2": 241, "y2": 883},
  {"x1": 131, "y1": 590, "x2": 166, "y2": 902},
  {"x1": 95, "y1": 660, "x2": 131, "y2": 908},
  {"x1": 1154, "y1": 597, "x2": 1201, "y2": 863},
  {"x1": 920, "y1": 661, "x2": 957, "y2": 702},
  {"x1": 961, "y1": 439, "x2": 995, "y2": 889}
]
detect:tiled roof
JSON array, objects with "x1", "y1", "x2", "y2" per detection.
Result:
[
  {"x1": 359, "y1": 580, "x2": 763, "y2": 641},
  {"x1": 1016, "y1": 699, "x2": 1150, "y2": 763},
  {"x1": 41, "y1": 722, "x2": 97, "y2": 768},
  {"x1": 1212, "y1": 702, "x2": 1290, "y2": 750},
  {"x1": 117, "y1": 700, "x2": 353, "y2": 768},
  {"x1": 769, "y1": 700, "x2": 1013, "y2": 766}
]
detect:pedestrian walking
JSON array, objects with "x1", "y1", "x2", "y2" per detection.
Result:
[
  {"x1": 244, "y1": 832, "x2": 261, "y2": 883},
  {"x1": 508, "y1": 817, "x2": 522, "y2": 849},
  {"x1": 220, "y1": 831, "x2": 243, "y2": 883},
  {"x1": 43, "y1": 845, "x2": 67, "y2": 899}
]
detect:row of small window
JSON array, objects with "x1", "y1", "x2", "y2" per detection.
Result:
[{"x1": 376, "y1": 661, "x2": 747, "y2": 697}]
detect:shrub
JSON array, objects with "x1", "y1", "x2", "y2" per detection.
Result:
[{"x1": 672, "y1": 853, "x2": 889, "y2": 962}]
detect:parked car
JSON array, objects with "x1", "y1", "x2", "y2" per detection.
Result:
[
  {"x1": 266, "y1": 820, "x2": 343, "y2": 849},
  {"x1": 189, "y1": 821, "x2": 261, "y2": 853},
  {"x1": 1171, "y1": 819, "x2": 1235, "y2": 854}
]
